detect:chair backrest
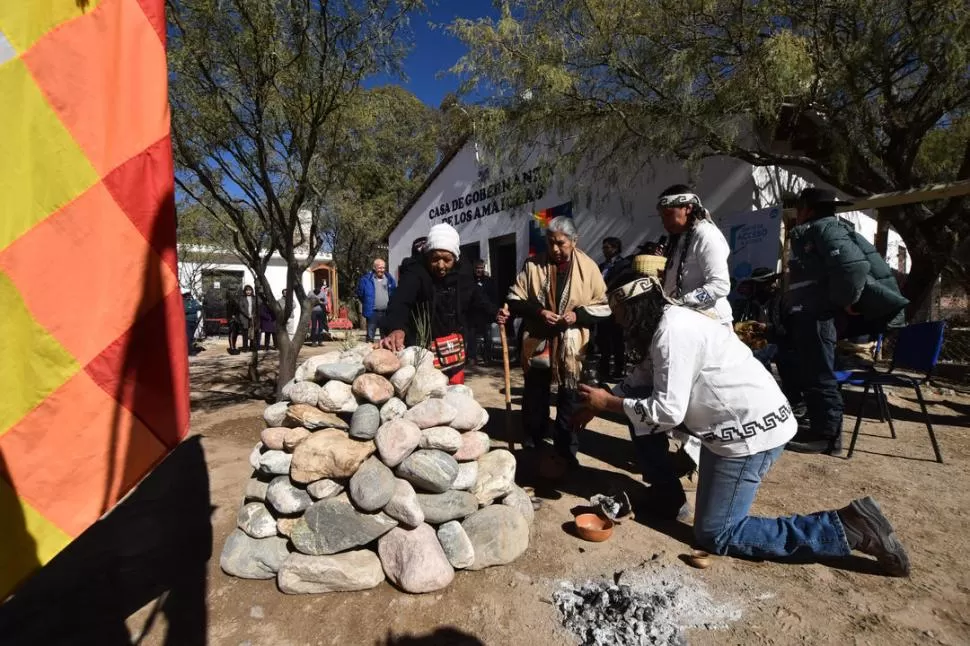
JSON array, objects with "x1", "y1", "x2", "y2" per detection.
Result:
[{"x1": 890, "y1": 322, "x2": 946, "y2": 376}]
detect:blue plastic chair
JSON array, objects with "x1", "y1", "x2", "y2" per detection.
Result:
[
  {"x1": 835, "y1": 336, "x2": 891, "y2": 432},
  {"x1": 846, "y1": 322, "x2": 946, "y2": 463}
]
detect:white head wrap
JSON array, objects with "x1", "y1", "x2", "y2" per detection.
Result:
[{"x1": 425, "y1": 223, "x2": 461, "y2": 260}]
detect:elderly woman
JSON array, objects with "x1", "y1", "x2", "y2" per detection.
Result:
[
  {"x1": 574, "y1": 269, "x2": 910, "y2": 576},
  {"x1": 381, "y1": 223, "x2": 504, "y2": 384},
  {"x1": 657, "y1": 184, "x2": 733, "y2": 325},
  {"x1": 507, "y1": 216, "x2": 611, "y2": 466}
]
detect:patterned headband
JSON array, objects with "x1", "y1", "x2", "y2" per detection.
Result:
[
  {"x1": 657, "y1": 193, "x2": 701, "y2": 208},
  {"x1": 608, "y1": 275, "x2": 676, "y2": 307}
]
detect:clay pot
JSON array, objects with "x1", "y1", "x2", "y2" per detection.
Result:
[{"x1": 574, "y1": 513, "x2": 614, "y2": 542}]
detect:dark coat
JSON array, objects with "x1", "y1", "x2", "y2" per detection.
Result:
[
  {"x1": 258, "y1": 302, "x2": 276, "y2": 334},
  {"x1": 383, "y1": 258, "x2": 498, "y2": 346},
  {"x1": 788, "y1": 216, "x2": 908, "y2": 330}
]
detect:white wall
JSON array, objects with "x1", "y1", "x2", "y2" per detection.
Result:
[{"x1": 178, "y1": 254, "x2": 315, "y2": 299}]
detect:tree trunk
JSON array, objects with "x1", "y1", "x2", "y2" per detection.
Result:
[
  {"x1": 903, "y1": 251, "x2": 943, "y2": 322},
  {"x1": 874, "y1": 211, "x2": 890, "y2": 258},
  {"x1": 276, "y1": 335, "x2": 299, "y2": 399}
]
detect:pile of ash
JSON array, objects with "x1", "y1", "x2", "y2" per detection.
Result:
[{"x1": 553, "y1": 561, "x2": 741, "y2": 645}]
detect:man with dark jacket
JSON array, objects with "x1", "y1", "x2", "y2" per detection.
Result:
[{"x1": 785, "y1": 188, "x2": 909, "y2": 455}]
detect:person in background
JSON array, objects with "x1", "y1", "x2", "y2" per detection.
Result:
[
  {"x1": 182, "y1": 291, "x2": 202, "y2": 355},
  {"x1": 230, "y1": 285, "x2": 255, "y2": 355},
  {"x1": 784, "y1": 187, "x2": 909, "y2": 455},
  {"x1": 467, "y1": 259, "x2": 497, "y2": 367},
  {"x1": 507, "y1": 217, "x2": 611, "y2": 467},
  {"x1": 358, "y1": 259, "x2": 396, "y2": 343},
  {"x1": 258, "y1": 299, "x2": 276, "y2": 351},
  {"x1": 381, "y1": 224, "x2": 503, "y2": 385},
  {"x1": 574, "y1": 272, "x2": 910, "y2": 577},
  {"x1": 309, "y1": 281, "x2": 331, "y2": 346},
  {"x1": 597, "y1": 236, "x2": 630, "y2": 381},
  {"x1": 226, "y1": 289, "x2": 241, "y2": 354},
  {"x1": 658, "y1": 185, "x2": 733, "y2": 325},
  {"x1": 277, "y1": 288, "x2": 302, "y2": 342}
]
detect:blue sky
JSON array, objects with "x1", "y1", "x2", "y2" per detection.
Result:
[{"x1": 366, "y1": 0, "x2": 499, "y2": 107}]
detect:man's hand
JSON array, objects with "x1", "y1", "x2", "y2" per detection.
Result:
[
  {"x1": 540, "y1": 309, "x2": 560, "y2": 326},
  {"x1": 496, "y1": 306, "x2": 509, "y2": 326},
  {"x1": 578, "y1": 384, "x2": 617, "y2": 412},
  {"x1": 380, "y1": 330, "x2": 406, "y2": 352},
  {"x1": 560, "y1": 311, "x2": 577, "y2": 326}
]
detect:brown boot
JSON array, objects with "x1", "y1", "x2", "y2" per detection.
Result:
[{"x1": 837, "y1": 497, "x2": 910, "y2": 577}]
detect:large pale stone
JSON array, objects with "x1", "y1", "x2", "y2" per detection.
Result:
[
  {"x1": 315, "y1": 362, "x2": 366, "y2": 384},
  {"x1": 266, "y1": 476, "x2": 313, "y2": 515},
  {"x1": 296, "y1": 351, "x2": 342, "y2": 381},
  {"x1": 453, "y1": 431, "x2": 491, "y2": 462},
  {"x1": 416, "y1": 491, "x2": 479, "y2": 524},
  {"x1": 443, "y1": 392, "x2": 489, "y2": 432},
  {"x1": 260, "y1": 427, "x2": 288, "y2": 451},
  {"x1": 249, "y1": 442, "x2": 264, "y2": 469},
  {"x1": 290, "y1": 493, "x2": 397, "y2": 555},
  {"x1": 398, "y1": 346, "x2": 435, "y2": 371},
  {"x1": 419, "y1": 426, "x2": 462, "y2": 453},
  {"x1": 461, "y1": 505, "x2": 530, "y2": 570},
  {"x1": 349, "y1": 403, "x2": 381, "y2": 440},
  {"x1": 348, "y1": 456, "x2": 396, "y2": 512},
  {"x1": 277, "y1": 516, "x2": 301, "y2": 538},
  {"x1": 286, "y1": 404, "x2": 348, "y2": 430},
  {"x1": 451, "y1": 461, "x2": 478, "y2": 491},
  {"x1": 290, "y1": 430, "x2": 375, "y2": 483},
  {"x1": 317, "y1": 380, "x2": 357, "y2": 413},
  {"x1": 363, "y1": 349, "x2": 402, "y2": 375},
  {"x1": 306, "y1": 478, "x2": 345, "y2": 500},
  {"x1": 436, "y1": 520, "x2": 475, "y2": 570},
  {"x1": 378, "y1": 524, "x2": 454, "y2": 593},
  {"x1": 389, "y1": 365, "x2": 416, "y2": 399},
  {"x1": 502, "y1": 485, "x2": 535, "y2": 525},
  {"x1": 446, "y1": 384, "x2": 474, "y2": 398},
  {"x1": 237, "y1": 502, "x2": 277, "y2": 538},
  {"x1": 220, "y1": 530, "x2": 289, "y2": 579},
  {"x1": 383, "y1": 478, "x2": 424, "y2": 527},
  {"x1": 352, "y1": 374, "x2": 395, "y2": 406},
  {"x1": 405, "y1": 367, "x2": 449, "y2": 406},
  {"x1": 404, "y1": 399, "x2": 457, "y2": 429},
  {"x1": 278, "y1": 551, "x2": 385, "y2": 594},
  {"x1": 380, "y1": 397, "x2": 408, "y2": 423},
  {"x1": 244, "y1": 477, "x2": 270, "y2": 502},
  {"x1": 396, "y1": 450, "x2": 459, "y2": 494},
  {"x1": 282, "y1": 427, "x2": 311, "y2": 452},
  {"x1": 263, "y1": 402, "x2": 289, "y2": 427},
  {"x1": 284, "y1": 380, "x2": 321, "y2": 406},
  {"x1": 470, "y1": 449, "x2": 517, "y2": 505},
  {"x1": 258, "y1": 450, "x2": 292, "y2": 476},
  {"x1": 375, "y1": 419, "x2": 422, "y2": 467}
]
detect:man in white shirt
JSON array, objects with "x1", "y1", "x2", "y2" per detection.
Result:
[
  {"x1": 657, "y1": 185, "x2": 733, "y2": 325},
  {"x1": 574, "y1": 269, "x2": 909, "y2": 576}
]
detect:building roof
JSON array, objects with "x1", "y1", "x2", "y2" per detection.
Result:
[{"x1": 384, "y1": 134, "x2": 471, "y2": 240}]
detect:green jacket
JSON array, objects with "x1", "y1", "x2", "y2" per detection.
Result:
[{"x1": 788, "y1": 216, "x2": 908, "y2": 329}]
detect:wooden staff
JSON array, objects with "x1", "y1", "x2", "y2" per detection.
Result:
[{"x1": 499, "y1": 315, "x2": 515, "y2": 452}]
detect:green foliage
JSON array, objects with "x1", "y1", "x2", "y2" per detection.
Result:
[{"x1": 451, "y1": 0, "x2": 970, "y2": 310}]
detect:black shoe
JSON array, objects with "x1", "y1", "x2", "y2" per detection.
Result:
[
  {"x1": 787, "y1": 436, "x2": 843, "y2": 456},
  {"x1": 837, "y1": 497, "x2": 910, "y2": 577}
]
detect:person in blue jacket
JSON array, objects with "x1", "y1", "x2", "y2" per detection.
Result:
[{"x1": 357, "y1": 258, "x2": 397, "y2": 342}]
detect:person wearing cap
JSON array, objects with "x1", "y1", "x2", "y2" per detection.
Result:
[
  {"x1": 573, "y1": 270, "x2": 910, "y2": 577},
  {"x1": 785, "y1": 187, "x2": 909, "y2": 455},
  {"x1": 657, "y1": 184, "x2": 733, "y2": 325},
  {"x1": 507, "y1": 216, "x2": 611, "y2": 466},
  {"x1": 381, "y1": 223, "x2": 504, "y2": 384}
]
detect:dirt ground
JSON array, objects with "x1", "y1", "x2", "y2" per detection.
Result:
[{"x1": 133, "y1": 338, "x2": 970, "y2": 645}]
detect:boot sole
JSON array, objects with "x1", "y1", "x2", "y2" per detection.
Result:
[{"x1": 854, "y1": 497, "x2": 911, "y2": 577}]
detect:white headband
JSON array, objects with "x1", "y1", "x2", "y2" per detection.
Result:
[
  {"x1": 608, "y1": 275, "x2": 676, "y2": 307},
  {"x1": 657, "y1": 193, "x2": 701, "y2": 208}
]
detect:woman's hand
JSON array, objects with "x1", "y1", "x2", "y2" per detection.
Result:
[
  {"x1": 496, "y1": 306, "x2": 509, "y2": 326},
  {"x1": 540, "y1": 309, "x2": 560, "y2": 326},
  {"x1": 560, "y1": 311, "x2": 577, "y2": 326},
  {"x1": 380, "y1": 330, "x2": 406, "y2": 352}
]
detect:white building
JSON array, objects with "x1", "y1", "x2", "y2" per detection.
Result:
[
  {"x1": 177, "y1": 246, "x2": 336, "y2": 300},
  {"x1": 387, "y1": 139, "x2": 909, "y2": 301}
]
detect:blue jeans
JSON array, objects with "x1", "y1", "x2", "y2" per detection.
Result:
[
  {"x1": 366, "y1": 310, "x2": 385, "y2": 341},
  {"x1": 694, "y1": 445, "x2": 851, "y2": 559}
]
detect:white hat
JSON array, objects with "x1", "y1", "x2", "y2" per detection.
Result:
[{"x1": 425, "y1": 223, "x2": 461, "y2": 260}]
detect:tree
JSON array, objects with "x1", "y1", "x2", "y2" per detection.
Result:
[
  {"x1": 167, "y1": 0, "x2": 422, "y2": 392},
  {"x1": 322, "y1": 85, "x2": 440, "y2": 295},
  {"x1": 451, "y1": 0, "x2": 970, "y2": 316}
]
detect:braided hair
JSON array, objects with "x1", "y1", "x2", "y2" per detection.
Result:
[
  {"x1": 606, "y1": 266, "x2": 670, "y2": 364},
  {"x1": 658, "y1": 184, "x2": 707, "y2": 298}
]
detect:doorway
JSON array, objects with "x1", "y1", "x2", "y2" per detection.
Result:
[
  {"x1": 488, "y1": 233, "x2": 517, "y2": 306},
  {"x1": 460, "y1": 242, "x2": 481, "y2": 265}
]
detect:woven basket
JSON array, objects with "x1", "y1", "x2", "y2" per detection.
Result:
[{"x1": 632, "y1": 254, "x2": 666, "y2": 277}]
